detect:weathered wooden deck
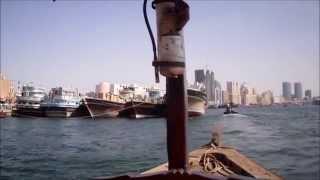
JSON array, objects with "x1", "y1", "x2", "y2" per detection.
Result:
[{"x1": 142, "y1": 145, "x2": 282, "y2": 180}]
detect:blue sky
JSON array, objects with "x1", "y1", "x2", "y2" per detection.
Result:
[{"x1": 1, "y1": 0, "x2": 319, "y2": 96}]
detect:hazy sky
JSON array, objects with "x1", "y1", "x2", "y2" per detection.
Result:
[{"x1": 1, "y1": 0, "x2": 319, "y2": 96}]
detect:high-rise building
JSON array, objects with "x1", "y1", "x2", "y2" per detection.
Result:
[
  {"x1": 204, "y1": 70, "x2": 215, "y2": 101},
  {"x1": 195, "y1": 69, "x2": 205, "y2": 84},
  {"x1": 240, "y1": 84, "x2": 249, "y2": 105},
  {"x1": 305, "y1": 89, "x2": 312, "y2": 99},
  {"x1": 226, "y1": 81, "x2": 241, "y2": 105},
  {"x1": 294, "y1": 82, "x2": 303, "y2": 99},
  {"x1": 210, "y1": 71, "x2": 215, "y2": 101},
  {"x1": 213, "y1": 80, "x2": 222, "y2": 106},
  {"x1": 282, "y1": 82, "x2": 292, "y2": 100},
  {"x1": 222, "y1": 90, "x2": 229, "y2": 105},
  {"x1": 240, "y1": 83, "x2": 258, "y2": 105},
  {"x1": 195, "y1": 69, "x2": 220, "y2": 105}
]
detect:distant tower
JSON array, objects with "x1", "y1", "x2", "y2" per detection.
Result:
[
  {"x1": 226, "y1": 81, "x2": 241, "y2": 105},
  {"x1": 214, "y1": 80, "x2": 222, "y2": 105},
  {"x1": 294, "y1": 82, "x2": 303, "y2": 99},
  {"x1": 205, "y1": 70, "x2": 212, "y2": 101},
  {"x1": 194, "y1": 69, "x2": 205, "y2": 84},
  {"x1": 305, "y1": 89, "x2": 312, "y2": 99},
  {"x1": 282, "y1": 82, "x2": 292, "y2": 100},
  {"x1": 210, "y1": 71, "x2": 215, "y2": 101}
]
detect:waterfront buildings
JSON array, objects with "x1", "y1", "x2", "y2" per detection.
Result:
[
  {"x1": 240, "y1": 84, "x2": 258, "y2": 106},
  {"x1": 294, "y1": 82, "x2": 303, "y2": 100},
  {"x1": 273, "y1": 96, "x2": 284, "y2": 104},
  {"x1": 213, "y1": 80, "x2": 222, "y2": 106},
  {"x1": 305, "y1": 89, "x2": 312, "y2": 99},
  {"x1": 95, "y1": 82, "x2": 123, "y2": 102},
  {"x1": 204, "y1": 70, "x2": 214, "y2": 101},
  {"x1": 194, "y1": 69, "x2": 222, "y2": 107},
  {"x1": 282, "y1": 82, "x2": 292, "y2": 101},
  {"x1": 259, "y1": 90, "x2": 274, "y2": 106},
  {"x1": 225, "y1": 81, "x2": 241, "y2": 105},
  {"x1": 222, "y1": 90, "x2": 227, "y2": 105},
  {"x1": 195, "y1": 69, "x2": 205, "y2": 84},
  {"x1": 95, "y1": 82, "x2": 110, "y2": 100},
  {"x1": 0, "y1": 74, "x2": 15, "y2": 102},
  {"x1": 249, "y1": 88, "x2": 259, "y2": 105},
  {"x1": 240, "y1": 84, "x2": 249, "y2": 105}
]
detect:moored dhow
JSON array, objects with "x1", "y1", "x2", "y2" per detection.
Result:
[
  {"x1": 14, "y1": 85, "x2": 46, "y2": 117},
  {"x1": 42, "y1": 87, "x2": 81, "y2": 118},
  {"x1": 118, "y1": 86, "x2": 165, "y2": 119},
  {"x1": 83, "y1": 97, "x2": 124, "y2": 118},
  {"x1": 119, "y1": 101, "x2": 165, "y2": 119},
  {"x1": 187, "y1": 87, "x2": 207, "y2": 117},
  {"x1": 82, "y1": 82, "x2": 126, "y2": 118}
]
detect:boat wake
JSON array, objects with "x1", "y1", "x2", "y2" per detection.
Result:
[{"x1": 223, "y1": 113, "x2": 248, "y2": 118}]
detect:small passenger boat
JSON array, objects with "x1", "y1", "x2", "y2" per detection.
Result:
[
  {"x1": 223, "y1": 103, "x2": 238, "y2": 115},
  {"x1": 14, "y1": 85, "x2": 46, "y2": 117},
  {"x1": 118, "y1": 86, "x2": 165, "y2": 119},
  {"x1": 0, "y1": 101, "x2": 12, "y2": 118},
  {"x1": 187, "y1": 88, "x2": 207, "y2": 117},
  {"x1": 42, "y1": 87, "x2": 81, "y2": 118}
]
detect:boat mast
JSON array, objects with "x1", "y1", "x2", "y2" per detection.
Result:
[
  {"x1": 151, "y1": 0, "x2": 190, "y2": 170},
  {"x1": 166, "y1": 75, "x2": 188, "y2": 169}
]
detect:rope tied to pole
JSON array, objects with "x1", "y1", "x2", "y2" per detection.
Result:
[{"x1": 200, "y1": 143, "x2": 235, "y2": 176}]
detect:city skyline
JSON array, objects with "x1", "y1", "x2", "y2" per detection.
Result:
[{"x1": 1, "y1": 1, "x2": 319, "y2": 96}]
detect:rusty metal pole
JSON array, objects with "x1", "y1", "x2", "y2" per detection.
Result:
[
  {"x1": 166, "y1": 75, "x2": 188, "y2": 170},
  {"x1": 153, "y1": 0, "x2": 190, "y2": 171}
]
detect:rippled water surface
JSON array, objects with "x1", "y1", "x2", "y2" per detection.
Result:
[{"x1": 1, "y1": 105, "x2": 319, "y2": 179}]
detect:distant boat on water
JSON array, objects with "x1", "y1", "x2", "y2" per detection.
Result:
[
  {"x1": 42, "y1": 87, "x2": 81, "y2": 118},
  {"x1": 119, "y1": 101, "x2": 165, "y2": 119},
  {"x1": 119, "y1": 87, "x2": 165, "y2": 119},
  {"x1": 0, "y1": 101, "x2": 12, "y2": 118},
  {"x1": 312, "y1": 97, "x2": 320, "y2": 105},
  {"x1": 83, "y1": 97, "x2": 125, "y2": 118},
  {"x1": 223, "y1": 103, "x2": 239, "y2": 115},
  {"x1": 14, "y1": 85, "x2": 46, "y2": 117},
  {"x1": 187, "y1": 88, "x2": 207, "y2": 117}
]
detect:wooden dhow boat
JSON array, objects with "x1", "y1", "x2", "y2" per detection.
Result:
[
  {"x1": 83, "y1": 97, "x2": 125, "y2": 118},
  {"x1": 80, "y1": 0, "x2": 281, "y2": 179},
  {"x1": 119, "y1": 100, "x2": 165, "y2": 119}
]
